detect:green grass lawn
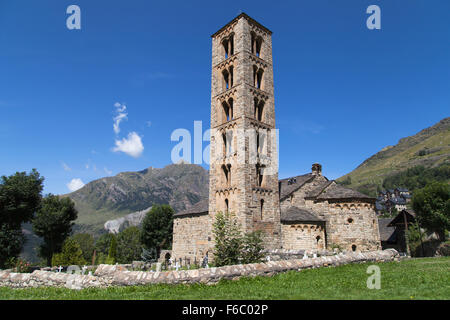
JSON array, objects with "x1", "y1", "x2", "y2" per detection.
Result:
[{"x1": 1, "y1": 257, "x2": 449, "y2": 300}]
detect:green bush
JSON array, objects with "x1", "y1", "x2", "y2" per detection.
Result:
[
  {"x1": 212, "y1": 211, "x2": 243, "y2": 267},
  {"x1": 71, "y1": 233, "x2": 95, "y2": 263},
  {"x1": 212, "y1": 212, "x2": 265, "y2": 267},
  {"x1": 51, "y1": 238, "x2": 87, "y2": 266},
  {"x1": 241, "y1": 231, "x2": 265, "y2": 264}
]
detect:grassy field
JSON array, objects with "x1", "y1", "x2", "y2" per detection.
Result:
[{"x1": 1, "y1": 257, "x2": 449, "y2": 300}]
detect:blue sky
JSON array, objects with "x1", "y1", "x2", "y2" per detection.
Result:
[{"x1": 1, "y1": 0, "x2": 449, "y2": 195}]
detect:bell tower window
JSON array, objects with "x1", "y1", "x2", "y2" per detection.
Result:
[
  {"x1": 251, "y1": 32, "x2": 262, "y2": 58},
  {"x1": 253, "y1": 66, "x2": 264, "y2": 90},
  {"x1": 222, "y1": 34, "x2": 234, "y2": 60}
]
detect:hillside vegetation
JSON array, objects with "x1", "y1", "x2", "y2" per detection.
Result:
[{"x1": 338, "y1": 117, "x2": 450, "y2": 196}]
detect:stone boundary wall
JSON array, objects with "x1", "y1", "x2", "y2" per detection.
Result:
[
  {"x1": 0, "y1": 249, "x2": 399, "y2": 289},
  {"x1": 96, "y1": 249, "x2": 399, "y2": 286},
  {"x1": 0, "y1": 270, "x2": 111, "y2": 290}
]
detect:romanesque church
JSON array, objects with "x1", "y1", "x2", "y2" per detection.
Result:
[{"x1": 172, "y1": 13, "x2": 381, "y2": 262}]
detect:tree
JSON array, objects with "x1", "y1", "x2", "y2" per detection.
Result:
[
  {"x1": 412, "y1": 182, "x2": 450, "y2": 241},
  {"x1": 71, "y1": 233, "x2": 95, "y2": 263},
  {"x1": 95, "y1": 233, "x2": 114, "y2": 255},
  {"x1": 212, "y1": 211, "x2": 243, "y2": 267},
  {"x1": 116, "y1": 226, "x2": 142, "y2": 264},
  {"x1": 51, "y1": 238, "x2": 86, "y2": 266},
  {"x1": 0, "y1": 169, "x2": 43, "y2": 268},
  {"x1": 0, "y1": 226, "x2": 25, "y2": 268},
  {"x1": 140, "y1": 205, "x2": 174, "y2": 258},
  {"x1": 106, "y1": 234, "x2": 117, "y2": 264},
  {"x1": 32, "y1": 194, "x2": 78, "y2": 266}
]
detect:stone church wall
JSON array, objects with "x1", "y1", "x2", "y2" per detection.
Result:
[
  {"x1": 281, "y1": 223, "x2": 325, "y2": 251},
  {"x1": 172, "y1": 214, "x2": 212, "y2": 262}
]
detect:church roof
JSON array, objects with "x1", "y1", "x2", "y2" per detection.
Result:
[
  {"x1": 280, "y1": 206, "x2": 324, "y2": 223},
  {"x1": 378, "y1": 218, "x2": 397, "y2": 243},
  {"x1": 279, "y1": 173, "x2": 315, "y2": 200},
  {"x1": 314, "y1": 183, "x2": 375, "y2": 201},
  {"x1": 174, "y1": 199, "x2": 209, "y2": 217}
]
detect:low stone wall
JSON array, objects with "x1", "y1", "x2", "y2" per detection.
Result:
[
  {"x1": 0, "y1": 249, "x2": 399, "y2": 289},
  {"x1": 96, "y1": 249, "x2": 399, "y2": 286},
  {"x1": 0, "y1": 270, "x2": 111, "y2": 289},
  {"x1": 263, "y1": 248, "x2": 337, "y2": 261}
]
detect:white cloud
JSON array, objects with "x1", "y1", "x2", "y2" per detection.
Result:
[
  {"x1": 67, "y1": 178, "x2": 85, "y2": 192},
  {"x1": 62, "y1": 162, "x2": 72, "y2": 171},
  {"x1": 113, "y1": 102, "x2": 128, "y2": 134},
  {"x1": 112, "y1": 131, "x2": 144, "y2": 158}
]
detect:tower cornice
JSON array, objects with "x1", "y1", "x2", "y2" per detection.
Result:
[{"x1": 211, "y1": 13, "x2": 273, "y2": 38}]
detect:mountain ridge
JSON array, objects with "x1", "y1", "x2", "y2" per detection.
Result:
[{"x1": 337, "y1": 117, "x2": 450, "y2": 195}]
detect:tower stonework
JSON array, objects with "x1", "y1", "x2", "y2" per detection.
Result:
[
  {"x1": 171, "y1": 13, "x2": 381, "y2": 264},
  {"x1": 209, "y1": 14, "x2": 281, "y2": 249}
]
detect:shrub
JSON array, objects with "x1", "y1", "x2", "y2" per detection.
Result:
[
  {"x1": 71, "y1": 233, "x2": 95, "y2": 263},
  {"x1": 51, "y1": 238, "x2": 87, "y2": 266},
  {"x1": 212, "y1": 211, "x2": 243, "y2": 267},
  {"x1": 212, "y1": 212, "x2": 265, "y2": 267},
  {"x1": 241, "y1": 231, "x2": 265, "y2": 264}
]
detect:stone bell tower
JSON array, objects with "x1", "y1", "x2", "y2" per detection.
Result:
[{"x1": 208, "y1": 13, "x2": 281, "y2": 248}]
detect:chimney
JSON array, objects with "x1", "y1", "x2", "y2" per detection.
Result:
[{"x1": 312, "y1": 163, "x2": 322, "y2": 176}]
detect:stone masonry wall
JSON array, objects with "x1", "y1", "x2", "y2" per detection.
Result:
[
  {"x1": 0, "y1": 249, "x2": 399, "y2": 289},
  {"x1": 172, "y1": 213, "x2": 212, "y2": 262},
  {"x1": 281, "y1": 223, "x2": 326, "y2": 251}
]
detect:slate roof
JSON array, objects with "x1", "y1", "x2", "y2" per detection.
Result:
[
  {"x1": 304, "y1": 180, "x2": 333, "y2": 198},
  {"x1": 174, "y1": 199, "x2": 209, "y2": 217},
  {"x1": 375, "y1": 201, "x2": 385, "y2": 211},
  {"x1": 279, "y1": 173, "x2": 315, "y2": 200},
  {"x1": 280, "y1": 206, "x2": 324, "y2": 223},
  {"x1": 388, "y1": 210, "x2": 416, "y2": 227},
  {"x1": 314, "y1": 183, "x2": 375, "y2": 201},
  {"x1": 378, "y1": 218, "x2": 397, "y2": 243}
]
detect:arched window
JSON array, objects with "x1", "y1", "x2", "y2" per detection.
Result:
[
  {"x1": 222, "y1": 69, "x2": 230, "y2": 90},
  {"x1": 225, "y1": 198, "x2": 229, "y2": 213},
  {"x1": 222, "y1": 39, "x2": 229, "y2": 59},
  {"x1": 352, "y1": 244, "x2": 357, "y2": 252},
  {"x1": 228, "y1": 98, "x2": 234, "y2": 120},
  {"x1": 256, "y1": 68, "x2": 263, "y2": 89},
  {"x1": 256, "y1": 164, "x2": 264, "y2": 187},
  {"x1": 222, "y1": 164, "x2": 231, "y2": 187},
  {"x1": 251, "y1": 32, "x2": 262, "y2": 58},
  {"x1": 252, "y1": 66, "x2": 264, "y2": 89},
  {"x1": 222, "y1": 34, "x2": 234, "y2": 59},
  {"x1": 347, "y1": 218, "x2": 354, "y2": 224},
  {"x1": 222, "y1": 101, "x2": 230, "y2": 122}
]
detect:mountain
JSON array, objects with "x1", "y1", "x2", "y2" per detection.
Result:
[
  {"x1": 65, "y1": 163, "x2": 209, "y2": 235},
  {"x1": 337, "y1": 117, "x2": 450, "y2": 195}
]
